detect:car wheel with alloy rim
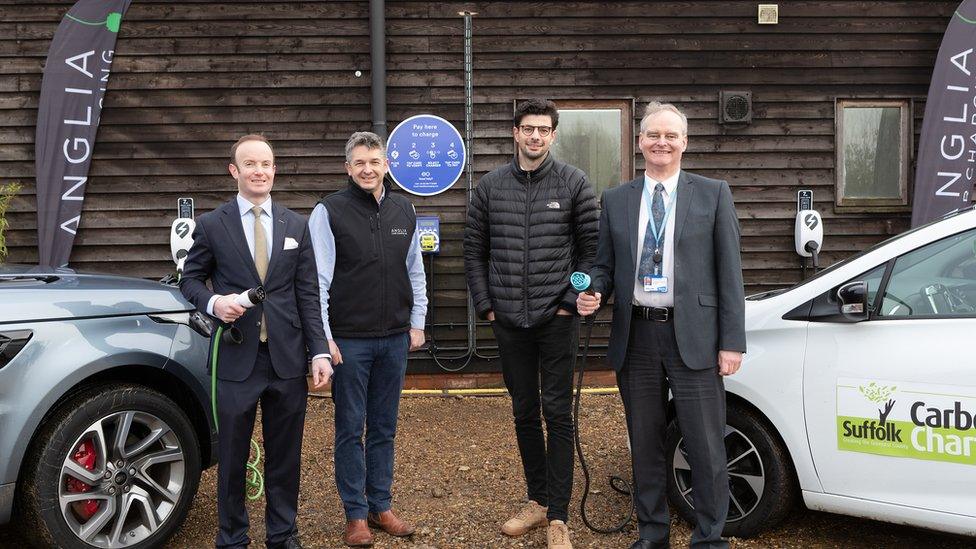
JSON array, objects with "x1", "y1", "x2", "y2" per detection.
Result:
[
  {"x1": 665, "y1": 400, "x2": 797, "y2": 538},
  {"x1": 19, "y1": 384, "x2": 201, "y2": 548}
]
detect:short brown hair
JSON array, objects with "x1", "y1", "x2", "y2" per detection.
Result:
[
  {"x1": 230, "y1": 134, "x2": 274, "y2": 165},
  {"x1": 513, "y1": 98, "x2": 559, "y2": 129}
]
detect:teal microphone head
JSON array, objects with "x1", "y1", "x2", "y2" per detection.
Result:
[{"x1": 570, "y1": 271, "x2": 591, "y2": 292}]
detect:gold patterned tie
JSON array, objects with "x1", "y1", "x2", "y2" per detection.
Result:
[{"x1": 252, "y1": 206, "x2": 269, "y2": 342}]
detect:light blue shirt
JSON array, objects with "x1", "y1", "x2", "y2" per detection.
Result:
[
  {"x1": 308, "y1": 193, "x2": 428, "y2": 341},
  {"x1": 206, "y1": 194, "x2": 273, "y2": 315}
]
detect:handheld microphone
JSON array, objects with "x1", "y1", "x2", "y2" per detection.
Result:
[
  {"x1": 570, "y1": 271, "x2": 595, "y2": 295},
  {"x1": 234, "y1": 287, "x2": 266, "y2": 308}
]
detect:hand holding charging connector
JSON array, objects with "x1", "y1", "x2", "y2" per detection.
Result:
[
  {"x1": 572, "y1": 272, "x2": 602, "y2": 317},
  {"x1": 213, "y1": 287, "x2": 266, "y2": 324}
]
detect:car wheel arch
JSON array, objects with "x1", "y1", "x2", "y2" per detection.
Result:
[
  {"x1": 665, "y1": 390, "x2": 804, "y2": 537},
  {"x1": 14, "y1": 363, "x2": 214, "y2": 495}
]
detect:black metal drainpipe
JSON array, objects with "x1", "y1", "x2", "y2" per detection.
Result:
[{"x1": 369, "y1": 0, "x2": 387, "y2": 138}]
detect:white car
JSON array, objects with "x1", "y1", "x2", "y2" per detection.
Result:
[{"x1": 666, "y1": 207, "x2": 976, "y2": 538}]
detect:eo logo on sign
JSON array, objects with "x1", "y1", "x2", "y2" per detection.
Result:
[
  {"x1": 837, "y1": 378, "x2": 976, "y2": 465},
  {"x1": 387, "y1": 114, "x2": 466, "y2": 197}
]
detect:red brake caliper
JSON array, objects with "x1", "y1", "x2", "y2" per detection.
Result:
[{"x1": 65, "y1": 439, "x2": 100, "y2": 520}]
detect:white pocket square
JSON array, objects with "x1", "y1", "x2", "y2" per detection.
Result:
[{"x1": 283, "y1": 237, "x2": 299, "y2": 250}]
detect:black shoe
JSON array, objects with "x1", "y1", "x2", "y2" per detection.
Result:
[
  {"x1": 267, "y1": 535, "x2": 303, "y2": 549},
  {"x1": 630, "y1": 540, "x2": 670, "y2": 549}
]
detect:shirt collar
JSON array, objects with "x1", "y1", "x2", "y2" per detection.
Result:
[
  {"x1": 237, "y1": 194, "x2": 272, "y2": 218},
  {"x1": 643, "y1": 170, "x2": 680, "y2": 196}
]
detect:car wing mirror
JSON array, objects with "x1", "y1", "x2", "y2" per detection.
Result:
[{"x1": 837, "y1": 281, "x2": 869, "y2": 321}]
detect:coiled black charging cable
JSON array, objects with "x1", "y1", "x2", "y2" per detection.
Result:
[{"x1": 570, "y1": 272, "x2": 635, "y2": 534}]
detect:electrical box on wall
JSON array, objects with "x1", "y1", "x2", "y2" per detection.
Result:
[
  {"x1": 758, "y1": 4, "x2": 779, "y2": 24},
  {"x1": 719, "y1": 90, "x2": 753, "y2": 125}
]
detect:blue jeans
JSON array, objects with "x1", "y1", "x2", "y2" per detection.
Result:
[{"x1": 332, "y1": 332, "x2": 409, "y2": 520}]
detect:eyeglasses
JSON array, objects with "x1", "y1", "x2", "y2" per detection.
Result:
[
  {"x1": 644, "y1": 132, "x2": 683, "y2": 143},
  {"x1": 518, "y1": 125, "x2": 553, "y2": 137}
]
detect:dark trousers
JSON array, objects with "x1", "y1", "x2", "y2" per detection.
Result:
[
  {"x1": 492, "y1": 314, "x2": 577, "y2": 522},
  {"x1": 332, "y1": 333, "x2": 409, "y2": 520},
  {"x1": 216, "y1": 344, "x2": 308, "y2": 549},
  {"x1": 617, "y1": 318, "x2": 728, "y2": 549}
]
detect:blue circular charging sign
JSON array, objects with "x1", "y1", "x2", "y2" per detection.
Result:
[{"x1": 386, "y1": 114, "x2": 466, "y2": 196}]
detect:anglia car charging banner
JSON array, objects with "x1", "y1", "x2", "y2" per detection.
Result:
[
  {"x1": 35, "y1": 0, "x2": 131, "y2": 267},
  {"x1": 913, "y1": 1, "x2": 976, "y2": 228}
]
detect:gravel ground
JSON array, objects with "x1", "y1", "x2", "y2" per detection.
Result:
[{"x1": 1, "y1": 394, "x2": 969, "y2": 548}]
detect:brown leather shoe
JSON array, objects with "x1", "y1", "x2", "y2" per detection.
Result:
[
  {"x1": 344, "y1": 519, "x2": 374, "y2": 547},
  {"x1": 366, "y1": 509, "x2": 416, "y2": 537}
]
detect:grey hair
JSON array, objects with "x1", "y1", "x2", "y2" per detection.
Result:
[
  {"x1": 639, "y1": 102, "x2": 688, "y2": 136},
  {"x1": 344, "y1": 131, "x2": 386, "y2": 162}
]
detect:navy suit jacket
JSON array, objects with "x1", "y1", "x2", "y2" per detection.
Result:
[
  {"x1": 590, "y1": 171, "x2": 747, "y2": 371},
  {"x1": 180, "y1": 199, "x2": 328, "y2": 381}
]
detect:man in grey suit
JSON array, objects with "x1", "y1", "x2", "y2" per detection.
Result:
[{"x1": 577, "y1": 102, "x2": 746, "y2": 549}]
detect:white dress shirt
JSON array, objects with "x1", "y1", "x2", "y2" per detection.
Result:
[
  {"x1": 632, "y1": 171, "x2": 679, "y2": 307},
  {"x1": 206, "y1": 194, "x2": 273, "y2": 315}
]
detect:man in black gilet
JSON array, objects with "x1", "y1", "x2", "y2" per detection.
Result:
[{"x1": 309, "y1": 131, "x2": 427, "y2": 547}]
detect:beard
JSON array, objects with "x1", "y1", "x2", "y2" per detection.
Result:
[{"x1": 519, "y1": 143, "x2": 548, "y2": 161}]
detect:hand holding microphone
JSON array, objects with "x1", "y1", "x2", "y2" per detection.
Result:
[{"x1": 571, "y1": 272, "x2": 602, "y2": 317}]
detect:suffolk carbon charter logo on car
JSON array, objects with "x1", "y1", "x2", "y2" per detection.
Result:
[{"x1": 837, "y1": 377, "x2": 975, "y2": 465}]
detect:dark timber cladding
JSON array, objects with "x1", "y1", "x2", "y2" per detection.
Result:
[{"x1": 0, "y1": 1, "x2": 956, "y2": 373}]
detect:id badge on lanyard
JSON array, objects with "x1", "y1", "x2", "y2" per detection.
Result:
[{"x1": 641, "y1": 183, "x2": 674, "y2": 294}]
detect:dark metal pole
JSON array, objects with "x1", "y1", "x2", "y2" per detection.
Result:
[{"x1": 369, "y1": 0, "x2": 387, "y2": 138}]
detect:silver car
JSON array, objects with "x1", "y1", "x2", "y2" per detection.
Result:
[{"x1": 0, "y1": 265, "x2": 216, "y2": 548}]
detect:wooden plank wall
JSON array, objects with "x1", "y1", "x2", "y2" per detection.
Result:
[{"x1": 0, "y1": 1, "x2": 955, "y2": 373}]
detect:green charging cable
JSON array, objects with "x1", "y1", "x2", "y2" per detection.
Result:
[{"x1": 210, "y1": 325, "x2": 265, "y2": 501}]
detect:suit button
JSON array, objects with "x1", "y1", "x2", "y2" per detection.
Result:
[{"x1": 256, "y1": 322, "x2": 261, "y2": 327}]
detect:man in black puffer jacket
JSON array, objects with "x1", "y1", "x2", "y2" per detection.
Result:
[{"x1": 464, "y1": 98, "x2": 598, "y2": 549}]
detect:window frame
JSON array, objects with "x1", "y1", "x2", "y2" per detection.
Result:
[
  {"x1": 834, "y1": 98, "x2": 912, "y2": 212},
  {"x1": 513, "y1": 99, "x2": 635, "y2": 188}
]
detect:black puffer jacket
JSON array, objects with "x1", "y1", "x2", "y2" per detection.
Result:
[{"x1": 464, "y1": 153, "x2": 599, "y2": 328}]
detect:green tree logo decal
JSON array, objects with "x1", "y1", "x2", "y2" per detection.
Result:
[{"x1": 859, "y1": 382, "x2": 897, "y2": 424}]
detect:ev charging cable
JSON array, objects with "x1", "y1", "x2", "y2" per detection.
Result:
[
  {"x1": 208, "y1": 287, "x2": 268, "y2": 501},
  {"x1": 570, "y1": 272, "x2": 635, "y2": 534}
]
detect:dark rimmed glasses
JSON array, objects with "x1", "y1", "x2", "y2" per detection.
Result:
[{"x1": 518, "y1": 125, "x2": 553, "y2": 137}]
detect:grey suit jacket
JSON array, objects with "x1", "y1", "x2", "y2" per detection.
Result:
[
  {"x1": 590, "y1": 171, "x2": 746, "y2": 371},
  {"x1": 180, "y1": 199, "x2": 328, "y2": 381}
]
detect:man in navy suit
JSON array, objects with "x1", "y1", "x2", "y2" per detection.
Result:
[
  {"x1": 181, "y1": 134, "x2": 332, "y2": 549},
  {"x1": 578, "y1": 103, "x2": 746, "y2": 549}
]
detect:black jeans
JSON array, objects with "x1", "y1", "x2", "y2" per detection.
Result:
[{"x1": 492, "y1": 314, "x2": 578, "y2": 522}]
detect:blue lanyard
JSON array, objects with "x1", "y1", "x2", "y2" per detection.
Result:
[{"x1": 643, "y1": 181, "x2": 677, "y2": 248}]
